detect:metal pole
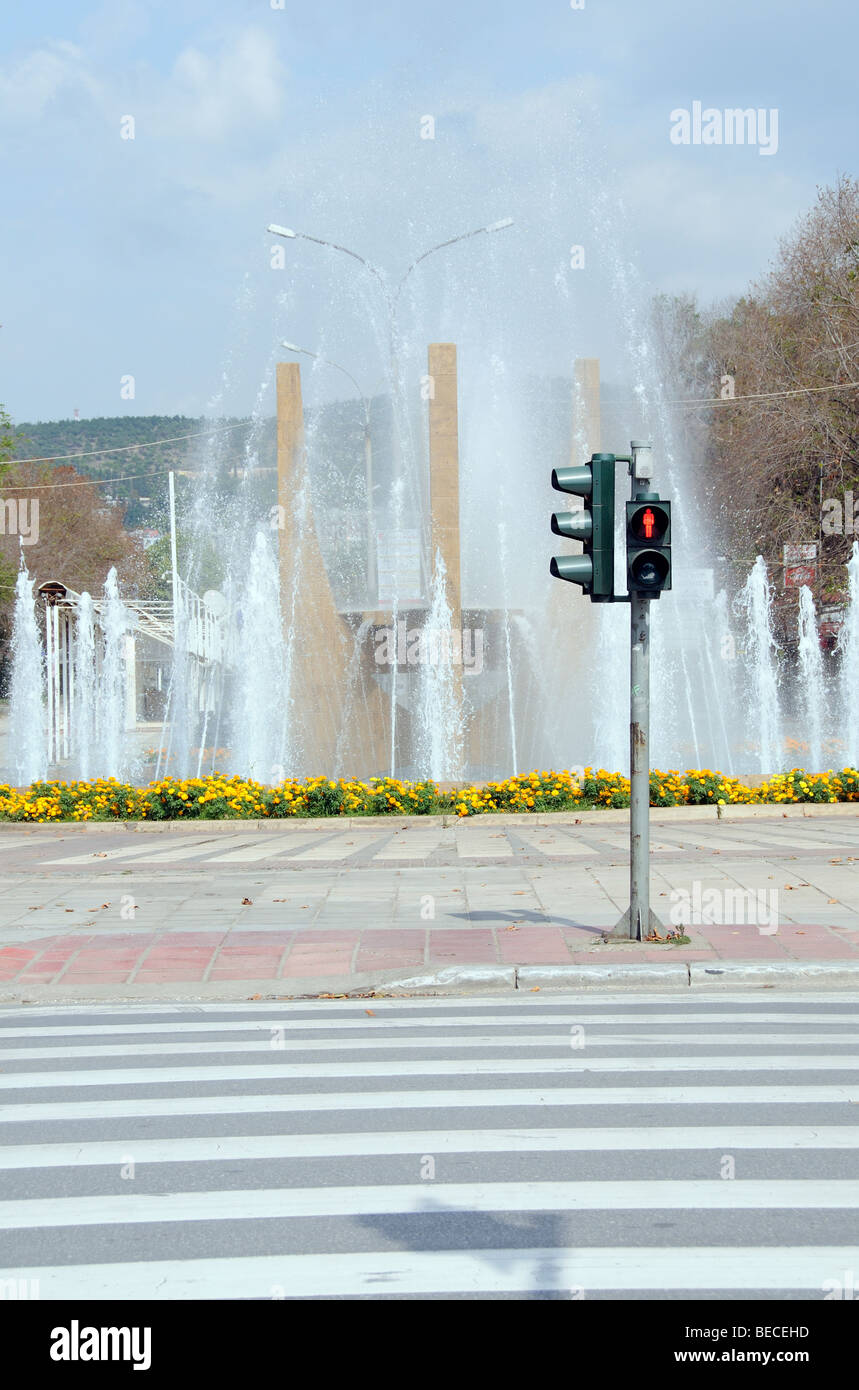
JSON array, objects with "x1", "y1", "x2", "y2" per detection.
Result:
[
  {"x1": 168, "y1": 471, "x2": 179, "y2": 623},
  {"x1": 45, "y1": 601, "x2": 55, "y2": 768},
  {"x1": 628, "y1": 590, "x2": 651, "y2": 937}
]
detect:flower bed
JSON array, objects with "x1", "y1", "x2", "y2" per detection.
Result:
[{"x1": 0, "y1": 766, "x2": 857, "y2": 822}]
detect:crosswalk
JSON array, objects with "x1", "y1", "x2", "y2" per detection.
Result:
[
  {"x1": 42, "y1": 828, "x2": 595, "y2": 866},
  {"x1": 30, "y1": 818, "x2": 854, "y2": 867},
  {"x1": 0, "y1": 995, "x2": 857, "y2": 1299}
]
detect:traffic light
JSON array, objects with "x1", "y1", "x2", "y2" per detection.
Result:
[
  {"x1": 626, "y1": 496, "x2": 671, "y2": 595},
  {"x1": 550, "y1": 453, "x2": 615, "y2": 599}
]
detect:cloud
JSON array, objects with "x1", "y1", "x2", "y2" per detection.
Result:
[
  {"x1": 164, "y1": 27, "x2": 286, "y2": 141},
  {"x1": 0, "y1": 41, "x2": 101, "y2": 121}
]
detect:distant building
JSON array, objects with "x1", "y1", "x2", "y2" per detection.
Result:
[{"x1": 131, "y1": 528, "x2": 161, "y2": 550}]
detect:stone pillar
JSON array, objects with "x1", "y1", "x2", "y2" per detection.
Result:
[
  {"x1": 428, "y1": 343, "x2": 465, "y2": 774},
  {"x1": 276, "y1": 362, "x2": 305, "y2": 580},
  {"x1": 276, "y1": 362, "x2": 389, "y2": 775},
  {"x1": 572, "y1": 358, "x2": 601, "y2": 464},
  {"x1": 428, "y1": 344, "x2": 462, "y2": 624},
  {"x1": 517, "y1": 357, "x2": 603, "y2": 774}
]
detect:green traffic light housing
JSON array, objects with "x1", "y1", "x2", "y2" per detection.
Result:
[
  {"x1": 550, "y1": 454, "x2": 615, "y2": 599},
  {"x1": 626, "y1": 496, "x2": 672, "y2": 595}
]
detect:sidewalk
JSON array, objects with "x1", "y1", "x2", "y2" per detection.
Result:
[
  {"x1": 0, "y1": 809, "x2": 856, "y2": 999},
  {"x1": 2, "y1": 920, "x2": 858, "y2": 1000}
]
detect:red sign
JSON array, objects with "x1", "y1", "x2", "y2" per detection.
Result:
[{"x1": 785, "y1": 564, "x2": 816, "y2": 588}]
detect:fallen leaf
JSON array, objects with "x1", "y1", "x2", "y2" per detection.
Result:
[
  {"x1": 241, "y1": 897, "x2": 253, "y2": 905},
  {"x1": 829, "y1": 898, "x2": 839, "y2": 904},
  {"x1": 65, "y1": 908, "x2": 73, "y2": 913},
  {"x1": 100, "y1": 904, "x2": 110, "y2": 910},
  {"x1": 249, "y1": 993, "x2": 261, "y2": 1000},
  {"x1": 505, "y1": 924, "x2": 518, "y2": 932},
  {"x1": 529, "y1": 986, "x2": 541, "y2": 992},
  {"x1": 365, "y1": 1009, "x2": 375, "y2": 1016}
]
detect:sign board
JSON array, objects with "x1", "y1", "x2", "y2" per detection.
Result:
[
  {"x1": 376, "y1": 529, "x2": 423, "y2": 607},
  {"x1": 784, "y1": 543, "x2": 817, "y2": 589}
]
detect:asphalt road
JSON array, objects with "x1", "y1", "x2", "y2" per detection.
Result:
[{"x1": 1, "y1": 992, "x2": 857, "y2": 1299}]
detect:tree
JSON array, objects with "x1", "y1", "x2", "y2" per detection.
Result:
[{"x1": 687, "y1": 176, "x2": 859, "y2": 598}]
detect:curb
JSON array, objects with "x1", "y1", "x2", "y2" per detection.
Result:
[
  {"x1": 689, "y1": 961, "x2": 859, "y2": 986},
  {"x1": 0, "y1": 803, "x2": 856, "y2": 833},
  {"x1": 2, "y1": 959, "x2": 859, "y2": 1004}
]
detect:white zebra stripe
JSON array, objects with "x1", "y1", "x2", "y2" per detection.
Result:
[
  {"x1": 0, "y1": 1010, "x2": 854, "y2": 1038},
  {"x1": 204, "y1": 837, "x2": 322, "y2": 863},
  {"x1": 4, "y1": 1035, "x2": 858, "y2": 1063},
  {"x1": 3, "y1": 1054, "x2": 858, "y2": 1090},
  {"x1": 287, "y1": 835, "x2": 372, "y2": 861},
  {"x1": 4, "y1": 1179, "x2": 859, "y2": 1232},
  {"x1": 373, "y1": 831, "x2": 448, "y2": 859},
  {"x1": 45, "y1": 835, "x2": 257, "y2": 865},
  {"x1": 2, "y1": 1246, "x2": 854, "y2": 1298},
  {"x1": 2, "y1": 1084, "x2": 855, "y2": 1125},
  {"x1": 1, "y1": 1126, "x2": 857, "y2": 1171}
]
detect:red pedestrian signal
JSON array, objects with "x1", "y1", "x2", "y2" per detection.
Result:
[
  {"x1": 626, "y1": 498, "x2": 672, "y2": 594},
  {"x1": 631, "y1": 505, "x2": 668, "y2": 543}
]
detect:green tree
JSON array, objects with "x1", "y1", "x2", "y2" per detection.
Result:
[
  {"x1": 0, "y1": 404, "x2": 26, "y2": 481},
  {"x1": 144, "y1": 531, "x2": 225, "y2": 601}
]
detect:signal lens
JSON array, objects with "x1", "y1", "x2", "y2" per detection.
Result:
[{"x1": 630, "y1": 504, "x2": 667, "y2": 542}]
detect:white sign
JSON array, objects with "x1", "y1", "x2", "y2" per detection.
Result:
[
  {"x1": 784, "y1": 543, "x2": 817, "y2": 565},
  {"x1": 376, "y1": 529, "x2": 423, "y2": 607}
]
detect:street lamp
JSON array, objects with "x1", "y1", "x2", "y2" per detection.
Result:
[
  {"x1": 268, "y1": 217, "x2": 514, "y2": 377},
  {"x1": 281, "y1": 340, "x2": 377, "y2": 603},
  {"x1": 269, "y1": 215, "x2": 514, "y2": 564}
]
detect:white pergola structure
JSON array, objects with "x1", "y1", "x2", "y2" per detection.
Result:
[{"x1": 37, "y1": 579, "x2": 232, "y2": 769}]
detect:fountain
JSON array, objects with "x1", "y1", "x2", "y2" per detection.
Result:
[
  {"x1": 735, "y1": 557, "x2": 784, "y2": 774},
  {"x1": 5, "y1": 111, "x2": 858, "y2": 786},
  {"x1": 97, "y1": 568, "x2": 129, "y2": 780},
  {"x1": 797, "y1": 585, "x2": 826, "y2": 773},
  {"x1": 415, "y1": 551, "x2": 465, "y2": 781},
  {"x1": 72, "y1": 592, "x2": 96, "y2": 781},
  {"x1": 838, "y1": 542, "x2": 859, "y2": 768},
  {"x1": 8, "y1": 564, "x2": 46, "y2": 786}
]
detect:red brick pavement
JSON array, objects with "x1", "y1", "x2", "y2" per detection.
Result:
[{"x1": 0, "y1": 919, "x2": 857, "y2": 986}]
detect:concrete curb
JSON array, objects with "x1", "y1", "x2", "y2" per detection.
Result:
[
  {"x1": 3, "y1": 958, "x2": 859, "y2": 1004},
  {"x1": 689, "y1": 961, "x2": 859, "y2": 987},
  {"x1": 516, "y1": 963, "x2": 689, "y2": 989},
  {"x1": 0, "y1": 803, "x2": 856, "y2": 834}
]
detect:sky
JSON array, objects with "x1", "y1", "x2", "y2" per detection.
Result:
[{"x1": 1, "y1": 0, "x2": 856, "y2": 423}]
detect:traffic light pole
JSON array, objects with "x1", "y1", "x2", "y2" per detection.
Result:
[
  {"x1": 604, "y1": 590, "x2": 661, "y2": 940},
  {"x1": 550, "y1": 438, "x2": 669, "y2": 942},
  {"x1": 605, "y1": 445, "x2": 666, "y2": 943}
]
